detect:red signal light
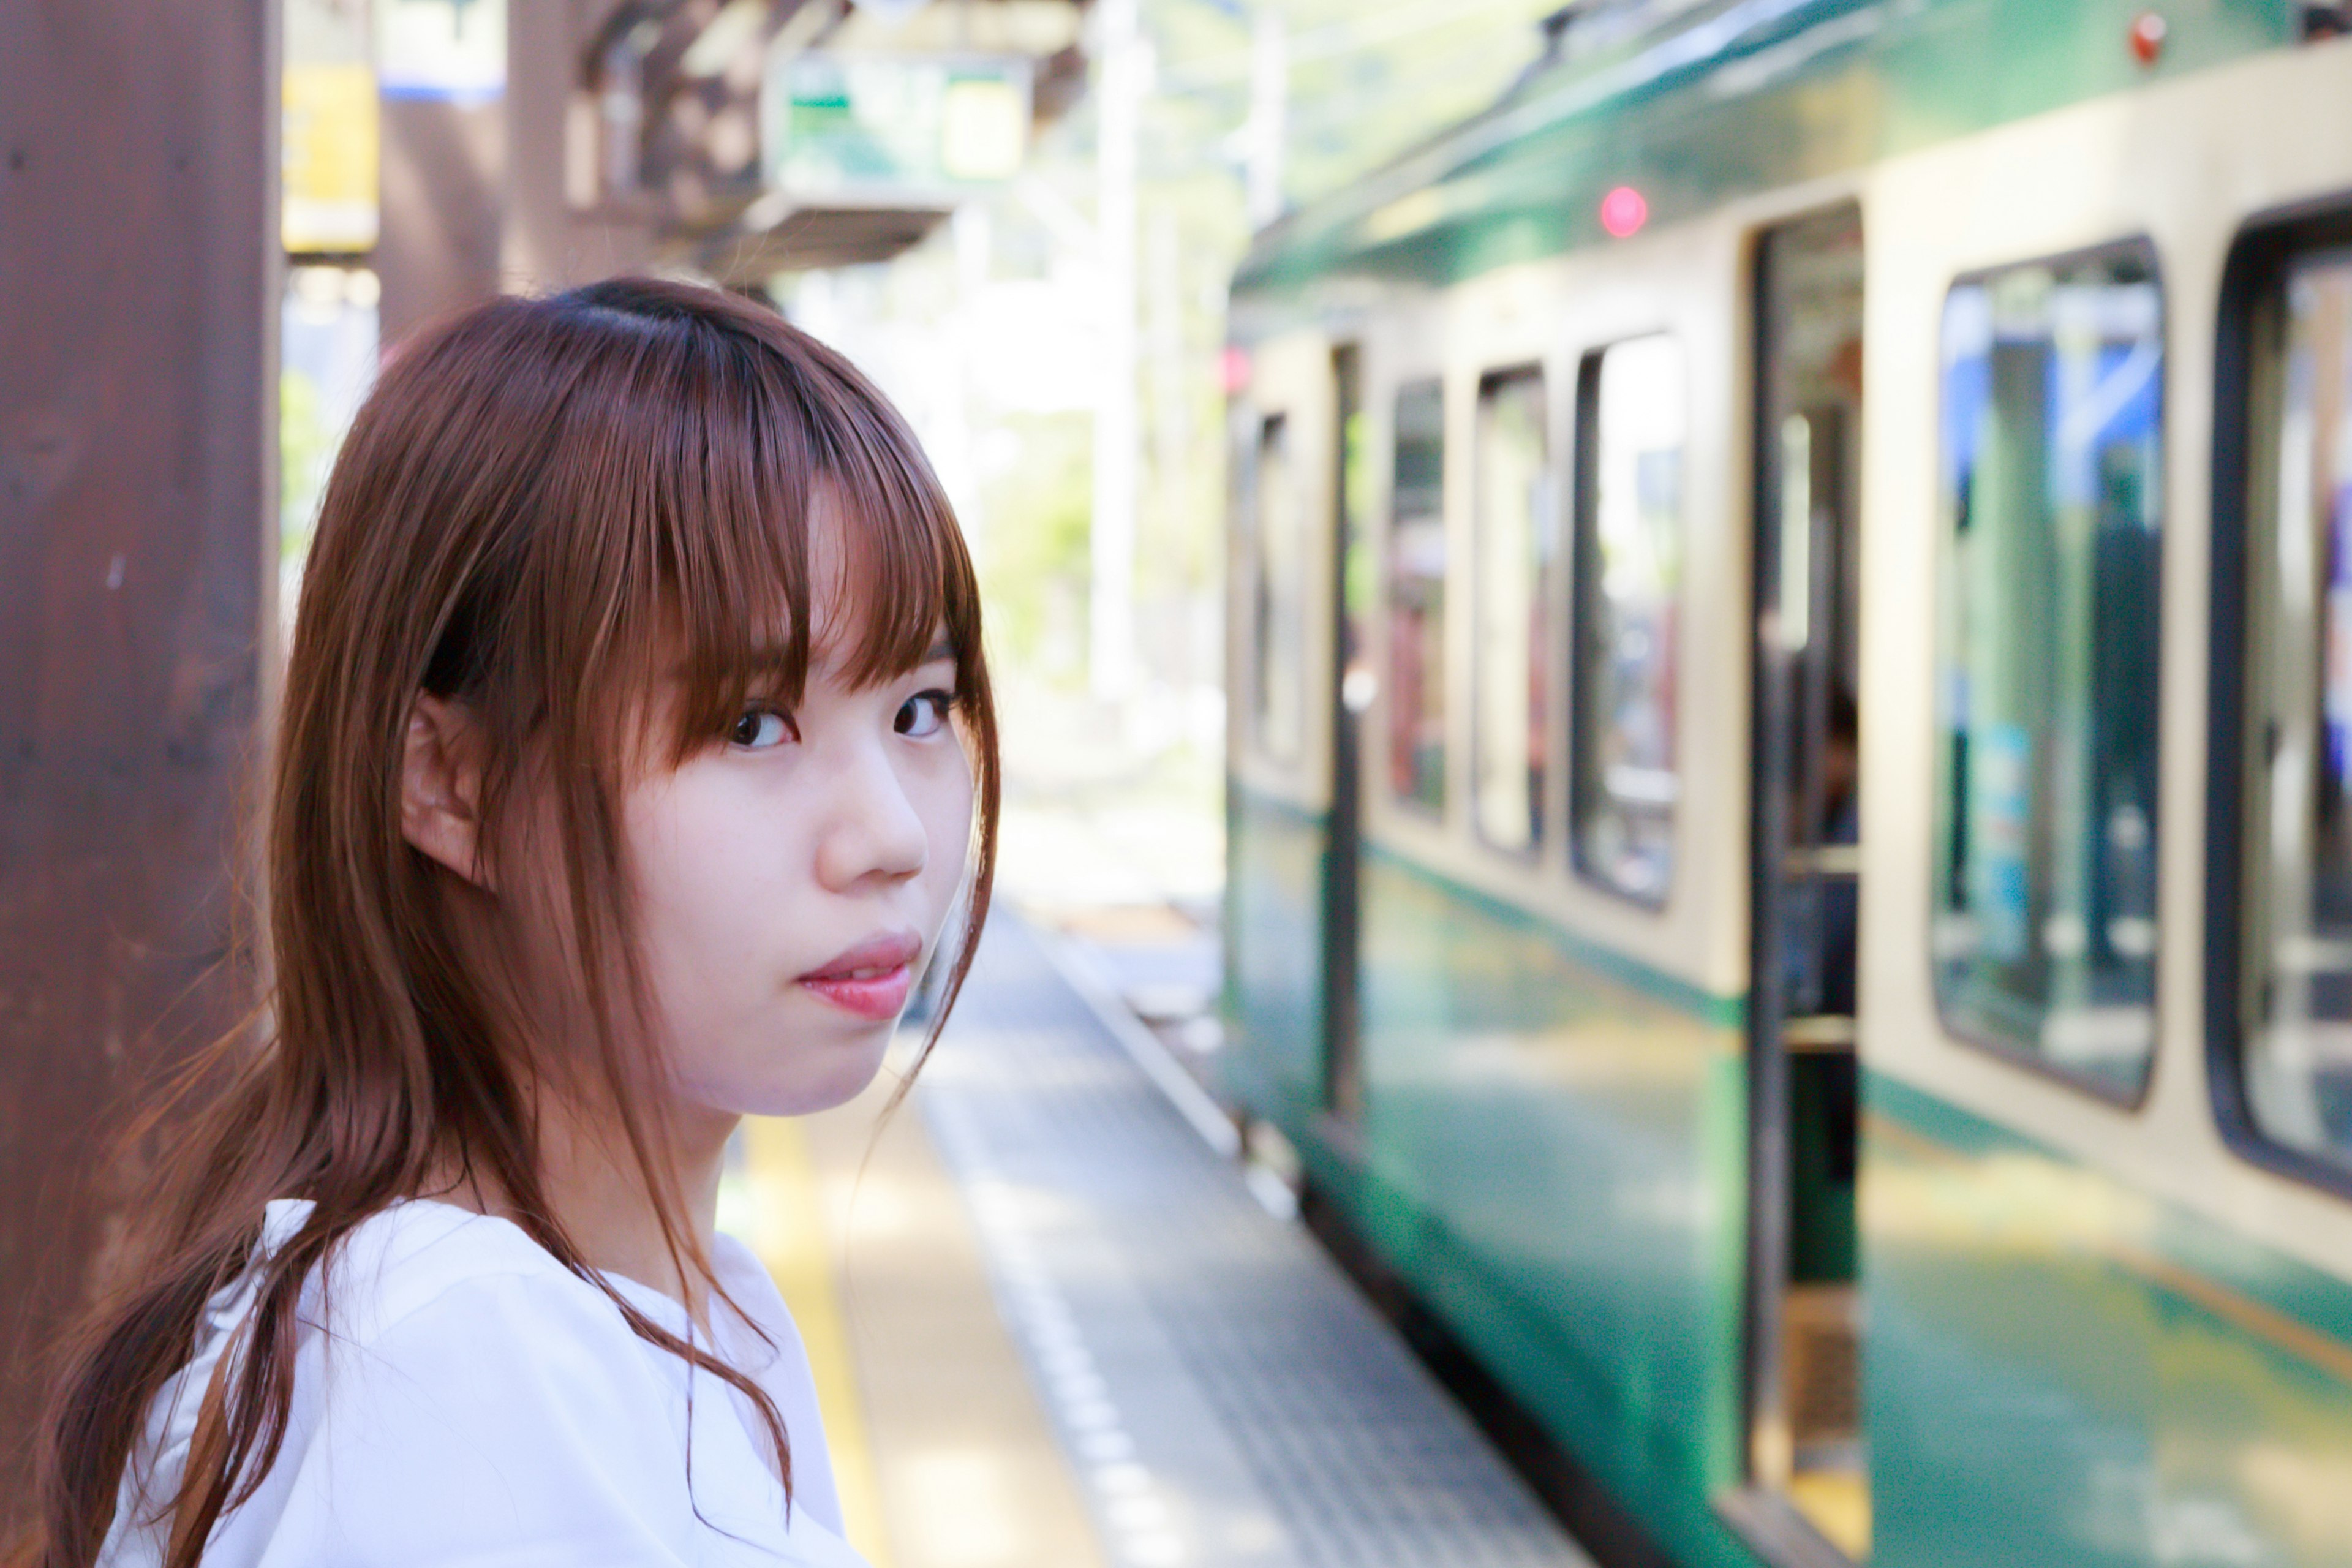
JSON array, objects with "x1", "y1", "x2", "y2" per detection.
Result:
[
  {"x1": 1600, "y1": 186, "x2": 1649, "y2": 239},
  {"x1": 2130, "y1": 10, "x2": 2167, "y2": 64}
]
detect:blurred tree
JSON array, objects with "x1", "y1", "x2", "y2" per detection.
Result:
[
  {"x1": 980, "y1": 412, "x2": 1096, "y2": 684},
  {"x1": 281, "y1": 368, "x2": 330, "y2": 549},
  {"x1": 1145, "y1": 0, "x2": 1565, "y2": 215},
  {"x1": 785, "y1": 0, "x2": 1569, "y2": 767}
]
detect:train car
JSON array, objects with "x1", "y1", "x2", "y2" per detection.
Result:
[{"x1": 1217, "y1": 2, "x2": 2352, "y2": 1565}]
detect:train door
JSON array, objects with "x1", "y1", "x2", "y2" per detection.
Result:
[
  {"x1": 1735, "y1": 203, "x2": 1868, "y2": 1566},
  {"x1": 1321, "y1": 345, "x2": 1370, "y2": 1126}
]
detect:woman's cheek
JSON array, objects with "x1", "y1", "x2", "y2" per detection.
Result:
[
  {"x1": 640, "y1": 767, "x2": 786, "y2": 977},
  {"x1": 921, "y1": 766, "x2": 976, "y2": 907}
]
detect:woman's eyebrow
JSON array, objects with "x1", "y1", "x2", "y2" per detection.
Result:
[{"x1": 921, "y1": 638, "x2": 953, "y2": 664}]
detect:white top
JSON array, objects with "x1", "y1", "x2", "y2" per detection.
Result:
[{"x1": 100, "y1": 1197, "x2": 873, "y2": 1567}]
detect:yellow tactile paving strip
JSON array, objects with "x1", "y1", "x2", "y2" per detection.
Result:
[
  {"x1": 733, "y1": 1114, "x2": 894, "y2": 1561},
  {"x1": 729, "y1": 1058, "x2": 1109, "y2": 1568}
]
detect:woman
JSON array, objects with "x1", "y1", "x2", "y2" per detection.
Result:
[{"x1": 26, "y1": 277, "x2": 998, "y2": 1566}]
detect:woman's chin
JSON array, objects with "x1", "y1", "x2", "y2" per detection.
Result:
[{"x1": 735, "y1": 1031, "x2": 897, "y2": 1118}]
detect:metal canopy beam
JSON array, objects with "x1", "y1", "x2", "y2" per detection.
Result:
[{"x1": 696, "y1": 202, "x2": 954, "y2": 281}]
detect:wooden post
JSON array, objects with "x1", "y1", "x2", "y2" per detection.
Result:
[
  {"x1": 504, "y1": 0, "x2": 653, "y2": 294},
  {"x1": 0, "y1": 0, "x2": 277, "y2": 1519},
  {"x1": 378, "y1": 94, "x2": 505, "y2": 344}
]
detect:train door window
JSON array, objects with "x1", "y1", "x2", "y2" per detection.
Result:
[
  {"x1": 1572, "y1": 335, "x2": 1686, "y2": 903},
  {"x1": 1736, "y1": 202, "x2": 1868, "y2": 1568},
  {"x1": 1472, "y1": 369, "x2": 1555, "y2": 854},
  {"x1": 1933, "y1": 245, "x2": 2163, "y2": 1102},
  {"x1": 2233, "y1": 240, "x2": 2352, "y2": 1180},
  {"x1": 1389, "y1": 379, "x2": 1448, "y2": 813},
  {"x1": 1253, "y1": 413, "x2": 1308, "y2": 764}
]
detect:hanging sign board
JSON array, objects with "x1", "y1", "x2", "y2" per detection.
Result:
[
  {"x1": 377, "y1": 0, "x2": 508, "y2": 102},
  {"x1": 282, "y1": 63, "x2": 381, "y2": 252},
  {"x1": 763, "y1": 51, "x2": 1031, "y2": 197}
]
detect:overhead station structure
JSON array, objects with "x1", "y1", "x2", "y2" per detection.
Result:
[
  {"x1": 275, "y1": 0, "x2": 1094, "y2": 336},
  {"x1": 575, "y1": 0, "x2": 1091, "y2": 281}
]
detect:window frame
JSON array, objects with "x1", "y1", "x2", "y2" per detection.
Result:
[
  {"x1": 1570, "y1": 332, "x2": 1689, "y2": 910},
  {"x1": 1927, "y1": 235, "x2": 2168, "y2": 1112},
  {"x1": 2208, "y1": 199, "x2": 2352, "y2": 1202},
  {"x1": 1248, "y1": 410, "x2": 1308, "y2": 769},
  {"x1": 1468, "y1": 363, "x2": 1555, "y2": 864}
]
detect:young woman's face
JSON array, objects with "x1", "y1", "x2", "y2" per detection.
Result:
[{"x1": 622, "y1": 612, "x2": 974, "y2": 1124}]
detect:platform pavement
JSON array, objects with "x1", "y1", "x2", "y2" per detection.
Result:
[{"x1": 729, "y1": 912, "x2": 1594, "y2": 1568}]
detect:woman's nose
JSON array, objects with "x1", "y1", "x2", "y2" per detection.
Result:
[{"x1": 813, "y1": 741, "x2": 929, "y2": 892}]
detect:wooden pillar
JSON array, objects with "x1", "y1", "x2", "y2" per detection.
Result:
[
  {"x1": 374, "y1": 0, "x2": 651, "y2": 325},
  {"x1": 377, "y1": 95, "x2": 506, "y2": 345},
  {"x1": 0, "y1": 0, "x2": 277, "y2": 1520},
  {"x1": 504, "y1": 0, "x2": 653, "y2": 293}
]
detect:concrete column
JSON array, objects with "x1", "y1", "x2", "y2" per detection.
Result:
[{"x1": 0, "y1": 0, "x2": 277, "y2": 1518}]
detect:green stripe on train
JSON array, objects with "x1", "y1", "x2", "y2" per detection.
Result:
[
  {"x1": 1228, "y1": 778, "x2": 2352, "y2": 1564},
  {"x1": 1226, "y1": 776, "x2": 1743, "y2": 1031},
  {"x1": 1224, "y1": 781, "x2": 1762, "y2": 1568},
  {"x1": 1866, "y1": 1072, "x2": 2352, "y2": 1567}
]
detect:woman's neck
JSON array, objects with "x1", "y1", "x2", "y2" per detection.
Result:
[{"x1": 434, "y1": 1094, "x2": 740, "y2": 1316}]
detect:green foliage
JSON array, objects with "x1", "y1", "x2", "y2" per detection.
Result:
[
  {"x1": 1145, "y1": 0, "x2": 1564, "y2": 211},
  {"x1": 979, "y1": 413, "x2": 1095, "y2": 679},
  {"x1": 280, "y1": 367, "x2": 330, "y2": 560}
]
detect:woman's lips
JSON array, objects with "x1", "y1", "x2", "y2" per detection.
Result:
[
  {"x1": 798, "y1": 931, "x2": 921, "y2": 1022},
  {"x1": 799, "y1": 966, "x2": 913, "y2": 1020}
]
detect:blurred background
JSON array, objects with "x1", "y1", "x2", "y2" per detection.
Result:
[
  {"x1": 17, "y1": 3, "x2": 2352, "y2": 1565},
  {"x1": 271, "y1": 0, "x2": 1578, "y2": 1072},
  {"x1": 276, "y1": 0, "x2": 1567, "y2": 934}
]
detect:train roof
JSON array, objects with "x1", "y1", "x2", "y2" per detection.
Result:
[{"x1": 1231, "y1": 0, "x2": 2296, "y2": 313}]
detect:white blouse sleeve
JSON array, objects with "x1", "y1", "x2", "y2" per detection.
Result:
[{"x1": 249, "y1": 1268, "x2": 767, "y2": 1567}]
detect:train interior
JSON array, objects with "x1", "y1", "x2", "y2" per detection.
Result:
[{"x1": 1741, "y1": 203, "x2": 1869, "y2": 1565}]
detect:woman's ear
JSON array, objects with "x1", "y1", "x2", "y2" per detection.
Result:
[{"x1": 401, "y1": 693, "x2": 492, "y2": 889}]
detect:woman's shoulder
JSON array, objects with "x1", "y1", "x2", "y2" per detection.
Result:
[
  {"x1": 309, "y1": 1202, "x2": 693, "y2": 1458},
  {"x1": 102, "y1": 1202, "x2": 714, "y2": 1568},
  {"x1": 295, "y1": 1201, "x2": 703, "y2": 1473},
  {"x1": 317, "y1": 1196, "x2": 628, "y2": 1348}
]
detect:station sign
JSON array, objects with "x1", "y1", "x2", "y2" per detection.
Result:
[
  {"x1": 283, "y1": 62, "x2": 380, "y2": 253},
  {"x1": 377, "y1": 0, "x2": 507, "y2": 103},
  {"x1": 282, "y1": 0, "x2": 377, "y2": 255},
  {"x1": 762, "y1": 50, "x2": 1031, "y2": 198}
]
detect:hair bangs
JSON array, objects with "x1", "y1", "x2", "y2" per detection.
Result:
[{"x1": 627, "y1": 298, "x2": 982, "y2": 763}]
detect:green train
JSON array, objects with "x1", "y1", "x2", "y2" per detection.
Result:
[{"x1": 1216, "y1": 2, "x2": 2352, "y2": 1564}]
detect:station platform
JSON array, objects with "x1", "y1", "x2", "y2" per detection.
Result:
[{"x1": 722, "y1": 914, "x2": 1595, "y2": 1568}]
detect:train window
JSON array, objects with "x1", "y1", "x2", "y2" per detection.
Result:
[
  {"x1": 1932, "y1": 246, "x2": 2163, "y2": 1102},
  {"x1": 1389, "y1": 379, "x2": 1447, "y2": 813},
  {"x1": 2237, "y1": 244, "x2": 2352, "y2": 1178},
  {"x1": 1251, "y1": 414, "x2": 1307, "y2": 763},
  {"x1": 1572, "y1": 336, "x2": 1686, "y2": 904},
  {"x1": 1472, "y1": 369, "x2": 1555, "y2": 854}
]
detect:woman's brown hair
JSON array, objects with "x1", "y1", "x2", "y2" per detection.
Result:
[{"x1": 26, "y1": 277, "x2": 999, "y2": 1564}]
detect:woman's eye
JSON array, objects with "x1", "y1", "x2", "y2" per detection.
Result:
[
  {"x1": 729, "y1": 707, "x2": 798, "y2": 750},
  {"x1": 894, "y1": 690, "x2": 954, "y2": 739}
]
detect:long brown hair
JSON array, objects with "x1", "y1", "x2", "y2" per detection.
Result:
[{"x1": 28, "y1": 278, "x2": 999, "y2": 1564}]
